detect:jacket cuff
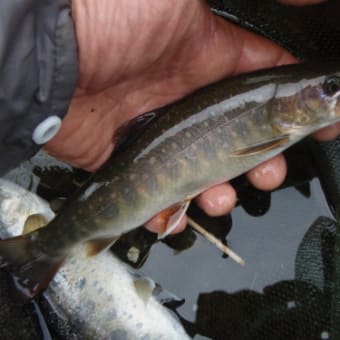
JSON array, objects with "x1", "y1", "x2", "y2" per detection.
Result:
[{"x1": 0, "y1": 0, "x2": 78, "y2": 175}]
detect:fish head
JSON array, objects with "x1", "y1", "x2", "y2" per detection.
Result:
[{"x1": 270, "y1": 72, "x2": 340, "y2": 134}]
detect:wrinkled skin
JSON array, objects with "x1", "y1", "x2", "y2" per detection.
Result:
[{"x1": 45, "y1": 0, "x2": 339, "y2": 234}]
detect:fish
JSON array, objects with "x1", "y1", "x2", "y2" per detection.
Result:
[
  {"x1": 0, "y1": 178, "x2": 190, "y2": 339},
  {"x1": 1, "y1": 62, "x2": 340, "y2": 299}
]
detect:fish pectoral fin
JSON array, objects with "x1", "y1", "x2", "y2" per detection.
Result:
[
  {"x1": 158, "y1": 199, "x2": 191, "y2": 240},
  {"x1": 0, "y1": 234, "x2": 65, "y2": 302},
  {"x1": 230, "y1": 135, "x2": 290, "y2": 157},
  {"x1": 114, "y1": 111, "x2": 158, "y2": 151},
  {"x1": 23, "y1": 214, "x2": 48, "y2": 234},
  {"x1": 86, "y1": 236, "x2": 120, "y2": 256},
  {"x1": 133, "y1": 276, "x2": 156, "y2": 304}
]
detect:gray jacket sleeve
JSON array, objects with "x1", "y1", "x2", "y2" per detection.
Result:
[{"x1": 0, "y1": 0, "x2": 78, "y2": 175}]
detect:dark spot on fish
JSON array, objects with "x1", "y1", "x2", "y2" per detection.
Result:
[
  {"x1": 85, "y1": 300, "x2": 96, "y2": 313},
  {"x1": 49, "y1": 281, "x2": 57, "y2": 289},
  {"x1": 91, "y1": 108, "x2": 96, "y2": 112},
  {"x1": 105, "y1": 307, "x2": 117, "y2": 321},
  {"x1": 136, "y1": 322, "x2": 143, "y2": 329},
  {"x1": 76, "y1": 278, "x2": 86, "y2": 290},
  {"x1": 73, "y1": 318, "x2": 86, "y2": 332},
  {"x1": 97, "y1": 287, "x2": 103, "y2": 294},
  {"x1": 109, "y1": 329, "x2": 128, "y2": 340},
  {"x1": 60, "y1": 272, "x2": 67, "y2": 280},
  {"x1": 141, "y1": 335, "x2": 151, "y2": 340},
  {"x1": 74, "y1": 306, "x2": 85, "y2": 314}
]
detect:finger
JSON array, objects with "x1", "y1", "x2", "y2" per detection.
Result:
[
  {"x1": 246, "y1": 154, "x2": 287, "y2": 191},
  {"x1": 144, "y1": 214, "x2": 187, "y2": 235},
  {"x1": 312, "y1": 122, "x2": 340, "y2": 141},
  {"x1": 195, "y1": 183, "x2": 237, "y2": 217}
]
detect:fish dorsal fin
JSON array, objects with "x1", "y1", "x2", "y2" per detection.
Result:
[
  {"x1": 230, "y1": 135, "x2": 290, "y2": 157},
  {"x1": 86, "y1": 236, "x2": 120, "y2": 256}
]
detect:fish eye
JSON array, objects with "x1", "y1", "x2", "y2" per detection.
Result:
[{"x1": 322, "y1": 76, "x2": 340, "y2": 96}]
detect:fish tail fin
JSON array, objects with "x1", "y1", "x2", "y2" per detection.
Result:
[{"x1": 0, "y1": 235, "x2": 65, "y2": 301}]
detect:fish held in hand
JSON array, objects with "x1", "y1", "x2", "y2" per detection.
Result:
[{"x1": 1, "y1": 62, "x2": 340, "y2": 300}]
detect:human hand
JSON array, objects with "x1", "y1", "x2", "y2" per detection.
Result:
[{"x1": 45, "y1": 0, "x2": 339, "y2": 234}]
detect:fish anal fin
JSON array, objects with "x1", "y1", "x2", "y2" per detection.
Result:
[
  {"x1": 158, "y1": 200, "x2": 191, "y2": 239},
  {"x1": 155, "y1": 205, "x2": 182, "y2": 234},
  {"x1": 86, "y1": 236, "x2": 120, "y2": 256},
  {"x1": 231, "y1": 135, "x2": 290, "y2": 157},
  {"x1": 0, "y1": 235, "x2": 65, "y2": 302}
]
